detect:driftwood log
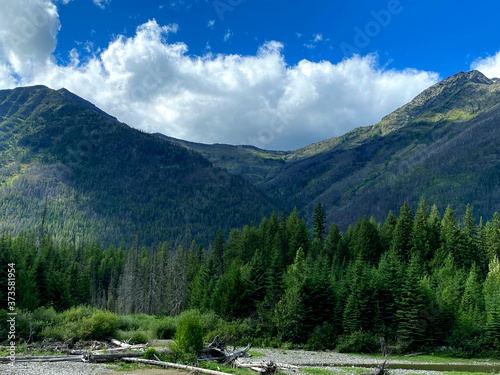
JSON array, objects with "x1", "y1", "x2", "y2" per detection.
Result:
[
  {"x1": 0, "y1": 338, "x2": 146, "y2": 363},
  {"x1": 122, "y1": 357, "x2": 229, "y2": 375},
  {"x1": 0, "y1": 352, "x2": 144, "y2": 363},
  {"x1": 237, "y1": 361, "x2": 299, "y2": 374},
  {"x1": 198, "y1": 336, "x2": 251, "y2": 364}
]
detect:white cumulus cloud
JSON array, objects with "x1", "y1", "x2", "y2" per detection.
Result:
[
  {"x1": 93, "y1": 0, "x2": 111, "y2": 9},
  {"x1": 0, "y1": 0, "x2": 60, "y2": 79},
  {"x1": 0, "y1": 0, "x2": 443, "y2": 150},
  {"x1": 471, "y1": 50, "x2": 500, "y2": 79}
]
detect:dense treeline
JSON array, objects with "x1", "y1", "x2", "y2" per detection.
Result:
[{"x1": 1, "y1": 199, "x2": 500, "y2": 354}]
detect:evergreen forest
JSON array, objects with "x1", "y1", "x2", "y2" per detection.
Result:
[{"x1": 1, "y1": 199, "x2": 500, "y2": 356}]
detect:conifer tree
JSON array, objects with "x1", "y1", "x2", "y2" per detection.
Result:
[
  {"x1": 313, "y1": 203, "x2": 326, "y2": 244},
  {"x1": 211, "y1": 263, "x2": 247, "y2": 318},
  {"x1": 459, "y1": 263, "x2": 485, "y2": 326},
  {"x1": 351, "y1": 216, "x2": 383, "y2": 265},
  {"x1": 381, "y1": 210, "x2": 397, "y2": 249},
  {"x1": 324, "y1": 223, "x2": 342, "y2": 262},
  {"x1": 247, "y1": 248, "x2": 268, "y2": 310},
  {"x1": 434, "y1": 254, "x2": 463, "y2": 336},
  {"x1": 213, "y1": 229, "x2": 225, "y2": 276},
  {"x1": 427, "y1": 204, "x2": 442, "y2": 254},
  {"x1": 342, "y1": 257, "x2": 371, "y2": 334},
  {"x1": 396, "y1": 253, "x2": 427, "y2": 350},
  {"x1": 484, "y1": 257, "x2": 500, "y2": 348},
  {"x1": 376, "y1": 250, "x2": 403, "y2": 337},
  {"x1": 433, "y1": 206, "x2": 461, "y2": 268},
  {"x1": 391, "y1": 203, "x2": 414, "y2": 262},
  {"x1": 286, "y1": 209, "x2": 310, "y2": 264},
  {"x1": 411, "y1": 197, "x2": 431, "y2": 264},
  {"x1": 487, "y1": 213, "x2": 500, "y2": 261},
  {"x1": 462, "y1": 204, "x2": 480, "y2": 271},
  {"x1": 273, "y1": 248, "x2": 307, "y2": 343}
]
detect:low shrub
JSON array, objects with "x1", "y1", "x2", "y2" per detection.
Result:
[
  {"x1": 204, "y1": 319, "x2": 253, "y2": 346},
  {"x1": 41, "y1": 306, "x2": 119, "y2": 342},
  {"x1": 142, "y1": 348, "x2": 160, "y2": 359},
  {"x1": 171, "y1": 310, "x2": 204, "y2": 363},
  {"x1": 305, "y1": 323, "x2": 337, "y2": 351},
  {"x1": 154, "y1": 316, "x2": 177, "y2": 339},
  {"x1": 9, "y1": 308, "x2": 62, "y2": 343},
  {"x1": 337, "y1": 330, "x2": 379, "y2": 353},
  {"x1": 128, "y1": 330, "x2": 149, "y2": 344},
  {"x1": 198, "y1": 311, "x2": 220, "y2": 333},
  {"x1": 119, "y1": 314, "x2": 156, "y2": 331},
  {"x1": 79, "y1": 310, "x2": 119, "y2": 340}
]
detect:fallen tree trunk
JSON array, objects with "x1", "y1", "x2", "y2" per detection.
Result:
[
  {"x1": 122, "y1": 357, "x2": 229, "y2": 375},
  {"x1": 0, "y1": 355, "x2": 84, "y2": 363},
  {"x1": 237, "y1": 362, "x2": 299, "y2": 370},
  {"x1": 92, "y1": 344, "x2": 147, "y2": 354},
  {"x1": 86, "y1": 352, "x2": 145, "y2": 363},
  {"x1": 0, "y1": 351, "x2": 145, "y2": 363},
  {"x1": 236, "y1": 360, "x2": 299, "y2": 374}
]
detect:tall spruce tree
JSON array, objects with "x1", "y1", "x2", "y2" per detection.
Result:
[
  {"x1": 484, "y1": 257, "x2": 500, "y2": 348},
  {"x1": 391, "y1": 203, "x2": 414, "y2": 263},
  {"x1": 342, "y1": 257, "x2": 371, "y2": 334},
  {"x1": 396, "y1": 253, "x2": 427, "y2": 350},
  {"x1": 411, "y1": 197, "x2": 431, "y2": 265},
  {"x1": 487, "y1": 213, "x2": 500, "y2": 262},
  {"x1": 313, "y1": 203, "x2": 326, "y2": 244},
  {"x1": 459, "y1": 263, "x2": 485, "y2": 327}
]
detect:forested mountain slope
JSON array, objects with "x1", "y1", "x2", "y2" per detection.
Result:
[
  {"x1": 163, "y1": 71, "x2": 500, "y2": 228},
  {"x1": 0, "y1": 85, "x2": 277, "y2": 246}
]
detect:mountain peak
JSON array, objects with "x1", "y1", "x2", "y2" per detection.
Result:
[
  {"x1": 442, "y1": 70, "x2": 492, "y2": 85},
  {"x1": 377, "y1": 70, "x2": 499, "y2": 133},
  {"x1": 57, "y1": 87, "x2": 117, "y2": 120}
]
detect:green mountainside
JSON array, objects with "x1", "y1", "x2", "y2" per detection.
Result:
[
  {"x1": 0, "y1": 85, "x2": 277, "y2": 247},
  {"x1": 163, "y1": 71, "x2": 500, "y2": 227},
  {"x1": 1, "y1": 70, "x2": 499, "y2": 245}
]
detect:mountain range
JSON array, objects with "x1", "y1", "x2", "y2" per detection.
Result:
[
  {"x1": 160, "y1": 70, "x2": 500, "y2": 228},
  {"x1": 0, "y1": 70, "x2": 499, "y2": 246}
]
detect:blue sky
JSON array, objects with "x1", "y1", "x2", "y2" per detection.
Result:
[
  {"x1": 54, "y1": 0, "x2": 500, "y2": 77},
  {"x1": 1, "y1": 0, "x2": 500, "y2": 149}
]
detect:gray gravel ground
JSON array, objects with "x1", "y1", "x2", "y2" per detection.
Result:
[
  {"x1": 0, "y1": 361, "x2": 110, "y2": 375},
  {"x1": 2, "y1": 348, "x2": 499, "y2": 375}
]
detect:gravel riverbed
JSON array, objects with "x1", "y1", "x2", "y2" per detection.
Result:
[
  {"x1": 0, "y1": 361, "x2": 110, "y2": 375},
  {"x1": 2, "y1": 348, "x2": 500, "y2": 375}
]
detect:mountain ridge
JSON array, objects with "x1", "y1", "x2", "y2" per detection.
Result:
[
  {"x1": 0, "y1": 85, "x2": 278, "y2": 247},
  {"x1": 161, "y1": 70, "x2": 500, "y2": 227},
  {"x1": 1, "y1": 69, "x2": 499, "y2": 243}
]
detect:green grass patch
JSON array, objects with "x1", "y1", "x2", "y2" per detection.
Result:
[
  {"x1": 248, "y1": 350, "x2": 266, "y2": 357},
  {"x1": 302, "y1": 369, "x2": 332, "y2": 375},
  {"x1": 368, "y1": 353, "x2": 500, "y2": 364}
]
